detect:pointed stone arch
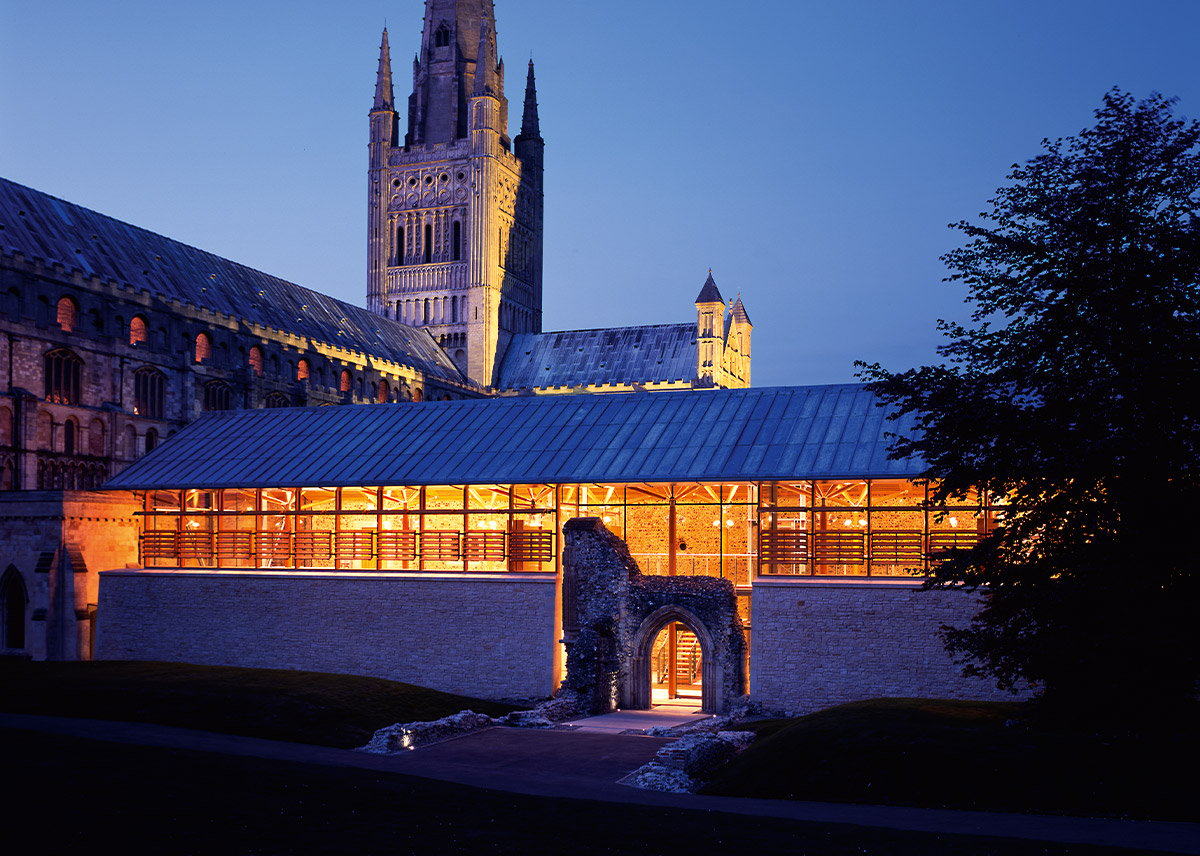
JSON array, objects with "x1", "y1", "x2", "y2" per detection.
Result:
[
  {"x1": 559, "y1": 518, "x2": 746, "y2": 717},
  {"x1": 627, "y1": 603, "x2": 724, "y2": 714}
]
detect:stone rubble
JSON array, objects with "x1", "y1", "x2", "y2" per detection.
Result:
[{"x1": 357, "y1": 710, "x2": 498, "y2": 753}]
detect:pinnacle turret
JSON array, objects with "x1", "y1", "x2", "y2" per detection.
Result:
[
  {"x1": 373, "y1": 28, "x2": 394, "y2": 111},
  {"x1": 695, "y1": 271, "x2": 723, "y2": 305},
  {"x1": 517, "y1": 60, "x2": 541, "y2": 140},
  {"x1": 473, "y1": 20, "x2": 497, "y2": 97}
]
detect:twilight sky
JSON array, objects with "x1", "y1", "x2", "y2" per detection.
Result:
[{"x1": 3, "y1": 0, "x2": 1198, "y2": 387}]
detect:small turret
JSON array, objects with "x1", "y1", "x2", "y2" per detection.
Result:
[
  {"x1": 373, "y1": 28, "x2": 394, "y2": 111},
  {"x1": 695, "y1": 271, "x2": 725, "y2": 386}
]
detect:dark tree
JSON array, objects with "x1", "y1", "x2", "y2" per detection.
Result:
[{"x1": 858, "y1": 90, "x2": 1200, "y2": 719}]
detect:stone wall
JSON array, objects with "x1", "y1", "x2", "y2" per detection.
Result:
[
  {"x1": 96, "y1": 570, "x2": 558, "y2": 700},
  {"x1": 750, "y1": 578, "x2": 1021, "y2": 714},
  {"x1": 0, "y1": 490, "x2": 139, "y2": 660},
  {"x1": 561, "y1": 517, "x2": 745, "y2": 714}
]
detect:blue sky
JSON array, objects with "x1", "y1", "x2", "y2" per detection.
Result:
[{"x1": 3, "y1": 0, "x2": 1198, "y2": 386}]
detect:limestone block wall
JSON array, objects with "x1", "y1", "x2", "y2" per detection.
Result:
[
  {"x1": 97, "y1": 571, "x2": 558, "y2": 700},
  {"x1": 750, "y1": 579, "x2": 1021, "y2": 714}
]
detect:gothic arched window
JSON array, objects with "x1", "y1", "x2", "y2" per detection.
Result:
[
  {"x1": 45, "y1": 348, "x2": 83, "y2": 405},
  {"x1": 204, "y1": 381, "x2": 232, "y2": 412},
  {"x1": 339, "y1": 370, "x2": 352, "y2": 393},
  {"x1": 423, "y1": 224, "x2": 433, "y2": 263},
  {"x1": 145, "y1": 428, "x2": 158, "y2": 454},
  {"x1": 377, "y1": 380, "x2": 390, "y2": 403},
  {"x1": 195, "y1": 332, "x2": 211, "y2": 364},
  {"x1": 133, "y1": 367, "x2": 166, "y2": 419},
  {"x1": 297, "y1": 359, "x2": 310, "y2": 382},
  {"x1": 248, "y1": 346, "x2": 264, "y2": 377},
  {"x1": 56, "y1": 297, "x2": 77, "y2": 332},
  {"x1": 395, "y1": 225, "x2": 405, "y2": 266},
  {"x1": 130, "y1": 316, "x2": 148, "y2": 346},
  {"x1": 434, "y1": 23, "x2": 451, "y2": 48},
  {"x1": 264, "y1": 393, "x2": 290, "y2": 409},
  {"x1": 452, "y1": 221, "x2": 462, "y2": 261}
]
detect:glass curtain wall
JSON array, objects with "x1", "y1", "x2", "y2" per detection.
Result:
[
  {"x1": 139, "y1": 484, "x2": 557, "y2": 574},
  {"x1": 138, "y1": 479, "x2": 994, "y2": 579}
]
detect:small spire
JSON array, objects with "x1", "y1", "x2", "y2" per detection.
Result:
[
  {"x1": 373, "y1": 28, "x2": 394, "y2": 111},
  {"x1": 695, "y1": 270, "x2": 723, "y2": 305},
  {"x1": 473, "y1": 20, "x2": 495, "y2": 97},
  {"x1": 732, "y1": 294, "x2": 752, "y2": 326},
  {"x1": 518, "y1": 59, "x2": 541, "y2": 139}
]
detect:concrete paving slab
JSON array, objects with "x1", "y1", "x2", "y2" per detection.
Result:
[{"x1": 561, "y1": 707, "x2": 711, "y2": 733}]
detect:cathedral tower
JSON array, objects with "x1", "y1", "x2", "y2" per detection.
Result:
[{"x1": 368, "y1": 0, "x2": 544, "y2": 387}]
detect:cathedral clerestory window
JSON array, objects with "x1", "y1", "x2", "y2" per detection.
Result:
[{"x1": 56, "y1": 297, "x2": 77, "y2": 332}]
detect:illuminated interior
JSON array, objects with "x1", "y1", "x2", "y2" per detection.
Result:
[
  {"x1": 651, "y1": 622, "x2": 702, "y2": 706},
  {"x1": 139, "y1": 479, "x2": 997, "y2": 579}
]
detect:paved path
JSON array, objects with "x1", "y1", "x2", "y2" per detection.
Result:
[
  {"x1": 4, "y1": 712, "x2": 1198, "y2": 854},
  {"x1": 560, "y1": 707, "x2": 711, "y2": 733}
]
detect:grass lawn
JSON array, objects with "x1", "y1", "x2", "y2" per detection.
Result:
[
  {"x1": 3, "y1": 727, "x2": 1140, "y2": 856},
  {"x1": 703, "y1": 698, "x2": 1200, "y2": 822},
  {"x1": 0, "y1": 659, "x2": 519, "y2": 748}
]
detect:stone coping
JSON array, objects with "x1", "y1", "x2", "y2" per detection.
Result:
[
  {"x1": 98, "y1": 568, "x2": 557, "y2": 584},
  {"x1": 752, "y1": 576, "x2": 926, "y2": 589}
]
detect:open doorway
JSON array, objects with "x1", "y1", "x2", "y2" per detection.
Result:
[{"x1": 650, "y1": 621, "x2": 702, "y2": 710}]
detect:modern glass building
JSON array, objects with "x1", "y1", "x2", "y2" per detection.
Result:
[{"x1": 99, "y1": 385, "x2": 1010, "y2": 711}]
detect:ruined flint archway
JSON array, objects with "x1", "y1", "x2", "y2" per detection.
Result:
[
  {"x1": 560, "y1": 518, "x2": 746, "y2": 717},
  {"x1": 627, "y1": 604, "x2": 721, "y2": 713}
]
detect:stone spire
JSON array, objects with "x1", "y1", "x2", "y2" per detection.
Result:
[
  {"x1": 373, "y1": 28, "x2": 394, "y2": 111},
  {"x1": 473, "y1": 19, "x2": 497, "y2": 97},
  {"x1": 517, "y1": 59, "x2": 541, "y2": 140},
  {"x1": 406, "y1": 0, "x2": 503, "y2": 144}
]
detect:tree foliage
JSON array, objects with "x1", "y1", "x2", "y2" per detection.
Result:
[{"x1": 858, "y1": 89, "x2": 1200, "y2": 717}]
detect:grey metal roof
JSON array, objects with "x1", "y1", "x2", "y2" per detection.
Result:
[
  {"x1": 0, "y1": 177, "x2": 466, "y2": 384},
  {"x1": 496, "y1": 323, "x2": 698, "y2": 390},
  {"x1": 103, "y1": 384, "x2": 925, "y2": 490}
]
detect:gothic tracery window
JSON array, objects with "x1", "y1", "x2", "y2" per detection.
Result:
[
  {"x1": 248, "y1": 346, "x2": 264, "y2": 377},
  {"x1": 133, "y1": 367, "x2": 166, "y2": 419},
  {"x1": 264, "y1": 393, "x2": 290, "y2": 409},
  {"x1": 204, "y1": 381, "x2": 232, "y2": 412},
  {"x1": 44, "y1": 348, "x2": 82, "y2": 404},
  {"x1": 434, "y1": 23, "x2": 451, "y2": 48},
  {"x1": 129, "y1": 316, "x2": 148, "y2": 346}
]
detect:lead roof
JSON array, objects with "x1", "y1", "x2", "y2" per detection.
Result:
[
  {"x1": 0, "y1": 177, "x2": 467, "y2": 384},
  {"x1": 103, "y1": 384, "x2": 925, "y2": 490},
  {"x1": 495, "y1": 324, "x2": 699, "y2": 390}
]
